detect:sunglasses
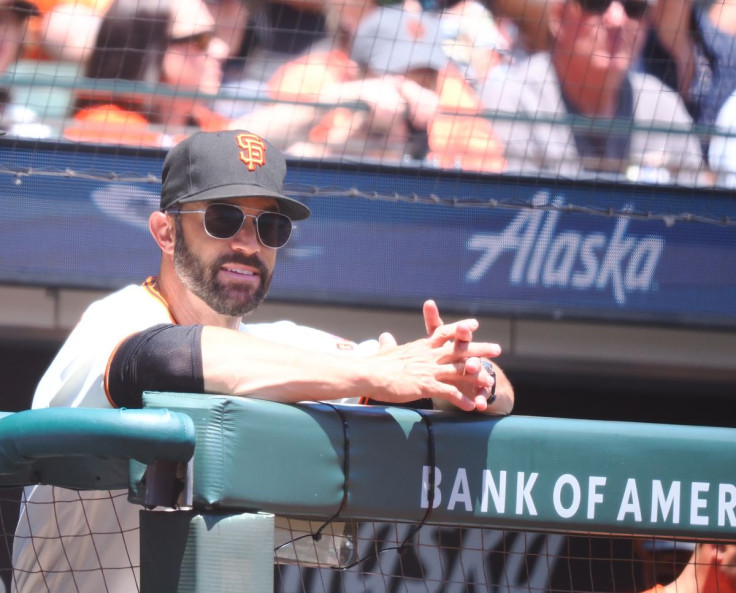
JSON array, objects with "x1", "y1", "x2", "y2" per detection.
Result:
[
  {"x1": 168, "y1": 203, "x2": 292, "y2": 249},
  {"x1": 169, "y1": 31, "x2": 215, "y2": 52},
  {"x1": 576, "y1": 0, "x2": 650, "y2": 19}
]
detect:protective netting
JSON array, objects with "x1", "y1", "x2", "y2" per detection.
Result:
[
  {"x1": 0, "y1": 491, "x2": 698, "y2": 593},
  {"x1": 274, "y1": 524, "x2": 692, "y2": 593},
  {"x1": 1, "y1": 0, "x2": 735, "y2": 186}
]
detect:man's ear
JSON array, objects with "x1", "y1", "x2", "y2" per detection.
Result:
[{"x1": 149, "y1": 210, "x2": 176, "y2": 255}]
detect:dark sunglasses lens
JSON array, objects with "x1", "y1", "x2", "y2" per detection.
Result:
[
  {"x1": 204, "y1": 204, "x2": 244, "y2": 239},
  {"x1": 577, "y1": 0, "x2": 611, "y2": 13},
  {"x1": 623, "y1": 0, "x2": 649, "y2": 18},
  {"x1": 257, "y1": 212, "x2": 292, "y2": 248}
]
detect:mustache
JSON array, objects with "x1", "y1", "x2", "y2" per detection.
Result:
[{"x1": 214, "y1": 252, "x2": 270, "y2": 278}]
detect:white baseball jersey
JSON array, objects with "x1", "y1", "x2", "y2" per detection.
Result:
[{"x1": 12, "y1": 278, "x2": 374, "y2": 593}]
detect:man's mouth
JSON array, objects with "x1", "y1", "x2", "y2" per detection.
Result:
[{"x1": 221, "y1": 265, "x2": 258, "y2": 278}]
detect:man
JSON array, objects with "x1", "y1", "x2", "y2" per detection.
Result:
[
  {"x1": 63, "y1": 0, "x2": 232, "y2": 146},
  {"x1": 12, "y1": 129, "x2": 513, "y2": 592},
  {"x1": 642, "y1": 543, "x2": 736, "y2": 593},
  {"x1": 480, "y1": 0, "x2": 705, "y2": 184},
  {"x1": 347, "y1": 4, "x2": 506, "y2": 170}
]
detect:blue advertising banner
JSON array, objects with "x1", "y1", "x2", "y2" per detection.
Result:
[{"x1": 1, "y1": 139, "x2": 735, "y2": 328}]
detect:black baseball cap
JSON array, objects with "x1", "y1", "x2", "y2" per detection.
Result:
[{"x1": 160, "y1": 130, "x2": 310, "y2": 221}]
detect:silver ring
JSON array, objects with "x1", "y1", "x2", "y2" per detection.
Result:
[{"x1": 480, "y1": 360, "x2": 497, "y2": 404}]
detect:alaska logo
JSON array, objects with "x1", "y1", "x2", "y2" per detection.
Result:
[
  {"x1": 466, "y1": 191, "x2": 665, "y2": 305},
  {"x1": 236, "y1": 132, "x2": 267, "y2": 171}
]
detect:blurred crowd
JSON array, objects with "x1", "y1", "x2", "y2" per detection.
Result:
[{"x1": 1, "y1": 0, "x2": 736, "y2": 185}]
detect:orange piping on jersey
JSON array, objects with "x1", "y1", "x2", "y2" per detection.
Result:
[
  {"x1": 104, "y1": 337, "x2": 128, "y2": 408},
  {"x1": 103, "y1": 276, "x2": 178, "y2": 407},
  {"x1": 142, "y1": 276, "x2": 177, "y2": 322}
]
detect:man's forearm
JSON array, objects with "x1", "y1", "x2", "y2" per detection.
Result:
[{"x1": 201, "y1": 325, "x2": 503, "y2": 411}]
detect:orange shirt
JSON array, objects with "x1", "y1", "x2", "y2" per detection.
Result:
[{"x1": 64, "y1": 103, "x2": 230, "y2": 147}]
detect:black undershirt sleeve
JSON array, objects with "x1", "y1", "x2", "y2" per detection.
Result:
[{"x1": 107, "y1": 324, "x2": 205, "y2": 409}]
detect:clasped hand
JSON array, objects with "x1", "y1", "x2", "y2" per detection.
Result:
[{"x1": 372, "y1": 300, "x2": 500, "y2": 412}]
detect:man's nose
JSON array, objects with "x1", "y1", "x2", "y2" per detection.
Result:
[
  {"x1": 207, "y1": 36, "x2": 230, "y2": 60},
  {"x1": 230, "y1": 216, "x2": 261, "y2": 252},
  {"x1": 604, "y1": 0, "x2": 628, "y2": 24}
]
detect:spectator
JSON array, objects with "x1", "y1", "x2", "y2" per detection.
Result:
[
  {"x1": 306, "y1": 4, "x2": 453, "y2": 161},
  {"x1": 641, "y1": 543, "x2": 736, "y2": 593},
  {"x1": 29, "y1": 0, "x2": 246, "y2": 68},
  {"x1": 12, "y1": 128, "x2": 513, "y2": 593},
  {"x1": 231, "y1": 1, "x2": 506, "y2": 170},
  {"x1": 0, "y1": 0, "x2": 40, "y2": 132},
  {"x1": 348, "y1": 3, "x2": 506, "y2": 169},
  {"x1": 225, "y1": 0, "x2": 421, "y2": 160},
  {"x1": 639, "y1": 0, "x2": 736, "y2": 159},
  {"x1": 63, "y1": 0, "x2": 230, "y2": 146},
  {"x1": 480, "y1": 0, "x2": 706, "y2": 184}
]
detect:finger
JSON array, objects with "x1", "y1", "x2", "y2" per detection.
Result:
[
  {"x1": 431, "y1": 383, "x2": 476, "y2": 412},
  {"x1": 473, "y1": 391, "x2": 490, "y2": 412},
  {"x1": 433, "y1": 341, "x2": 502, "y2": 364},
  {"x1": 378, "y1": 332, "x2": 398, "y2": 350},
  {"x1": 423, "y1": 299, "x2": 443, "y2": 336},
  {"x1": 429, "y1": 319, "x2": 479, "y2": 345},
  {"x1": 438, "y1": 361, "x2": 489, "y2": 387},
  {"x1": 463, "y1": 356, "x2": 482, "y2": 376},
  {"x1": 463, "y1": 358, "x2": 496, "y2": 389},
  {"x1": 459, "y1": 343, "x2": 503, "y2": 360},
  {"x1": 432, "y1": 365, "x2": 492, "y2": 411},
  {"x1": 452, "y1": 320, "x2": 478, "y2": 344},
  {"x1": 451, "y1": 321, "x2": 479, "y2": 360}
]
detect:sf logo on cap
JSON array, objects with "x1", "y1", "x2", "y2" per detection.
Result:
[{"x1": 236, "y1": 132, "x2": 267, "y2": 171}]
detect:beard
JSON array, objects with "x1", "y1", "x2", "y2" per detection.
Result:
[{"x1": 173, "y1": 217, "x2": 272, "y2": 317}]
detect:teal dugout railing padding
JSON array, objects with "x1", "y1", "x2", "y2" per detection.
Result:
[
  {"x1": 140, "y1": 392, "x2": 736, "y2": 541},
  {"x1": 0, "y1": 407, "x2": 196, "y2": 490},
  {"x1": 1, "y1": 395, "x2": 734, "y2": 541}
]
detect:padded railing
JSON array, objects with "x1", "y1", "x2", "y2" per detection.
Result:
[
  {"x1": 2, "y1": 394, "x2": 735, "y2": 592},
  {"x1": 0, "y1": 407, "x2": 195, "y2": 490}
]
